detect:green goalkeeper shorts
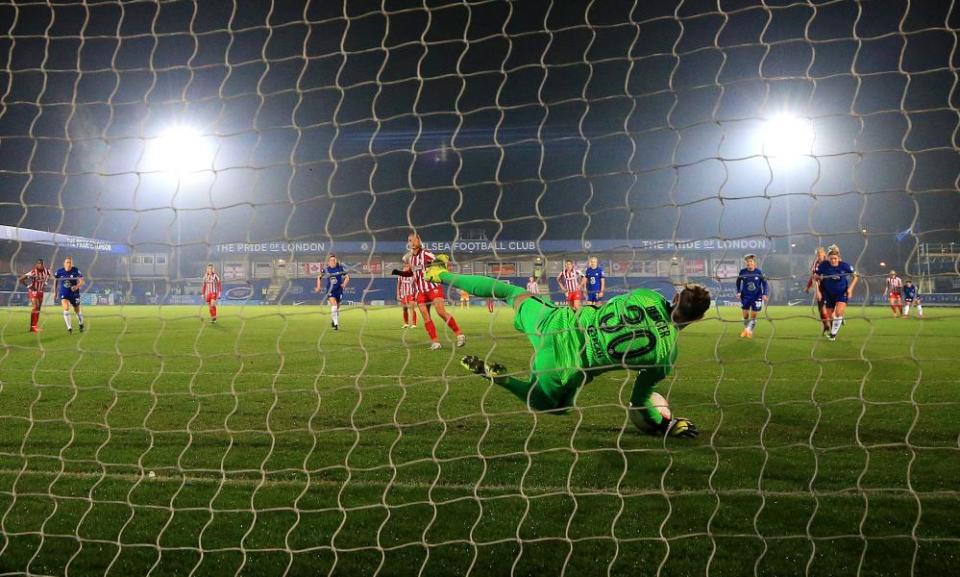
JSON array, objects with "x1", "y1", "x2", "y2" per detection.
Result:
[{"x1": 513, "y1": 296, "x2": 588, "y2": 409}]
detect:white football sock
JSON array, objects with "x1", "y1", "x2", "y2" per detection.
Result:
[
  {"x1": 831, "y1": 316, "x2": 843, "y2": 335},
  {"x1": 916, "y1": 304, "x2": 923, "y2": 317},
  {"x1": 63, "y1": 310, "x2": 72, "y2": 330},
  {"x1": 77, "y1": 312, "x2": 84, "y2": 326},
  {"x1": 903, "y1": 305, "x2": 910, "y2": 316},
  {"x1": 331, "y1": 305, "x2": 339, "y2": 326}
]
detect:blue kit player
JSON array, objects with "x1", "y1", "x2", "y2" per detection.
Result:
[
  {"x1": 902, "y1": 279, "x2": 923, "y2": 318},
  {"x1": 815, "y1": 247, "x2": 858, "y2": 341},
  {"x1": 735, "y1": 254, "x2": 768, "y2": 338},
  {"x1": 55, "y1": 256, "x2": 85, "y2": 334},
  {"x1": 582, "y1": 256, "x2": 606, "y2": 304},
  {"x1": 315, "y1": 254, "x2": 349, "y2": 330}
]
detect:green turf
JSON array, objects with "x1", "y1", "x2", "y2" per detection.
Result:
[{"x1": 0, "y1": 304, "x2": 957, "y2": 577}]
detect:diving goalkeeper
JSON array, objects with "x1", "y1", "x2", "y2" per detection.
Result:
[{"x1": 421, "y1": 257, "x2": 711, "y2": 438}]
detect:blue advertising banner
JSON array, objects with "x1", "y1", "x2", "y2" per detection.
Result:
[
  {"x1": 0, "y1": 226, "x2": 130, "y2": 254},
  {"x1": 215, "y1": 238, "x2": 770, "y2": 256}
]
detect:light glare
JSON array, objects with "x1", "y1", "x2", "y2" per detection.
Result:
[
  {"x1": 149, "y1": 126, "x2": 212, "y2": 175},
  {"x1": 760, "y1": 115, "x2": 814, "y2": 163}
]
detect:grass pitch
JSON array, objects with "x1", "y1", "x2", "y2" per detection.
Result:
[{"x1": 0, "y1": 303, "x2": 957, "y2": 577}]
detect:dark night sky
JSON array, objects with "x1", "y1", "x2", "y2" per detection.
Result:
[{"x1": 0, "y1": 0, "x2": 957, "y2": 257}]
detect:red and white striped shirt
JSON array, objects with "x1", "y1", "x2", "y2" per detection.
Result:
[
  {"x1": 409, "y1": 249, "x2": 439, "y2": 293},
  {"x1": 397, "y1": 275, "x2": 414, "y2": 299},
  {"x1": 526, "y1": 280, "x2": 540, "y2": 294},
  {"x1": 557, "y1": 268, "x2": 583, "y2": 292},
  {"x1": 886, "y1": 276, "x2": 902, "y2": 294},
  {"x1": 806, "y1": 257, "x2": 823, "y2": 291},
  {"x1": 202, "y1": 272, "x2": 222, "y2": 297},
  {"x1": 24, "y1": 267, "x2": 50, "y2": 292}
]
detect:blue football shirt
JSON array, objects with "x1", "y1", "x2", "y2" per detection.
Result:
[
  {"x1": 736, "y1": 267, "x2": 768, "y2": 300},
  {"x1": 584, "y1": 266, "x2": 604, "y2": 294},
  {"x1": 816, "y1": 260, "x2": 855, "y2": 297},
  {"x1": 55, "y1": 267, "x2": 84, "y2": 299},
  {"x1": 325, "y1": 264, "x2": 347, "y2": 292}
]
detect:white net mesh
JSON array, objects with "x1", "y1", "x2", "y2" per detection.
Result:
[{"x1": 0, "y1": 1, "x2": 958, "y2": 576}]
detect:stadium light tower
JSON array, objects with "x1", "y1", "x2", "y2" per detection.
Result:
[
  {"x1": 147, "y1": 125, "x2": 214, "y2": 284},
  {"x1": 759, "y1": 114, "x2": 815, "y2": 288}
]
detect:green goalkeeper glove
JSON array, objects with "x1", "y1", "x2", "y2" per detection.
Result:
[{"x1": 666, "y1": 418, "x2": 699, "y2": 439}]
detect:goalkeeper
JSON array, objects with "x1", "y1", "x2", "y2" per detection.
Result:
[{"x1": 422, "y1": 257, "x2": 711, "y2": 438}]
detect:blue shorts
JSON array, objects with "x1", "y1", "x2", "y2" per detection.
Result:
[
  {"x1": 822, "y1": 293, "x2": 848, "y2": 308},
  {"x1": 587, "y1": 292, "x2": 601, "y2": 303},
  {"x1": 59, "y1": 292, "x2": 80, "y2": 306},
  {"x1": 741, "y1": 298, "x2": 763, "y2": 312},
  {"x1": 326, "y1": 288, "x2": 342, "y2": 303}
]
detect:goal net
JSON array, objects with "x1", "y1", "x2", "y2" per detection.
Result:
[{"x1": 0, "y1": 1, "x2": 957, "y2": 576}]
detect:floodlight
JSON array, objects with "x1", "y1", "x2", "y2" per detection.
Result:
[
  {"x1": 759, "y1": 114, "x2": 814, "y2": 164},
  {"x1": 149, "y1": 126, "x2": 213, "y2": 175}
]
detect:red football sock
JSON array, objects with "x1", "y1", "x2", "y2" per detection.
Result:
[
  {"x1": 403, "y1": 309, "x2": 409, "y2": 324},
  {"x1": 210, "y1": 306, "x2": 217, "y2": 319},
  {"x1": 487, "y1": 300, "x2": 494, "y2": 312},
  {"x1": 411, "y1": 309, "x2": 417, "y2": 324},
  {"x1": 424, "y1": 320, "x2": 438, "y2": 341},
  {"x1": 30, "y1": 310, "x2": 38, "y2": 328},
  {"x1": 446, "y1": 316, "x2": 461, "y2": 335}
]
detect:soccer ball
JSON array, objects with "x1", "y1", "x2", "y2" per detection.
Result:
[{"x1": 628, "y1": 392, "x2": 672, "y2": 434}]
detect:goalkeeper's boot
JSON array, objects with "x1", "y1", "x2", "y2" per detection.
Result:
[
  {"x1": 423, "y1": 254, "x2": 450, "y2": 284},
  {"x1": 460, "y1": 356, "x2": 507, "y2": 378},
  {"x1": 461, "y1": 355, "x2": 485, "y2": 375}
]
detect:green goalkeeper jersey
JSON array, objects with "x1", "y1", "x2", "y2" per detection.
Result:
[
  {"x1": 575, "y1": 289, "x2": 679, "y2": 419},
  {"x1": 576, "y1": 289, "x2": 677, "y2": 371},
  {"x1": 513, "y1": 289, "x2": 679, "y2": 410}
]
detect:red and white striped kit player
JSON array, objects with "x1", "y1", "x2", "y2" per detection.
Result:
[
  {"x1": 884, "y1": 271, "x2": 903, "y2": 317},
  {"x1": 397, "y1": 274, "x2": 415, "y2": 300},
  {"x1": 806, "y1": 247, "x2": 830, "y2": 333},
  {"x1": 202, "y1": 264, "x2": 222, "y2": 323},
  {"x1": 409, "y1": 248, "x2": 441, "y2": 297},
  {"x1": 556, "y1": 261, "x2": 584, "y2": 309},
  {"x1": 19, "y1": 260, "x2": 51, "y2": 332},
  {"x1": 407, "y1": 232, "x2": 463, "y2": 350},
  {"x1": 885, "y1": 275, "x2": 902, "y2": 296},
  {"x1": 397, "y1": 267, "x2": 417, "y2": 328},
  {"x1": 24, "y1": 266, "x2": 50, "y2": 298}
]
